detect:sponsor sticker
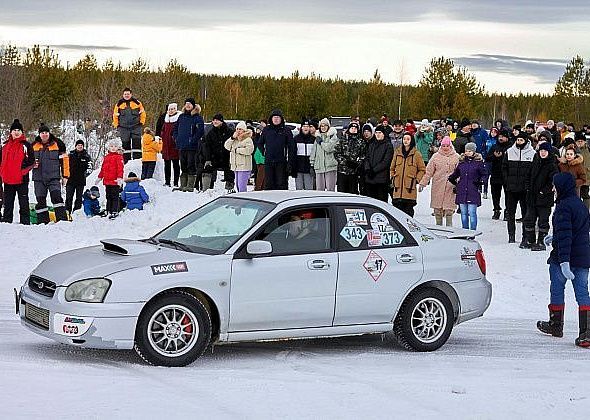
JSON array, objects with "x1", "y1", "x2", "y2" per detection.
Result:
[
  {"x1": 340, "y1": 225, "x2": 367, "y2": 248},
  {"x1": 406, "y1": 218, "x2": 422, "y2": 232},
  {"x1": 151, "y1": 262, "x2": 189, "y2": 275},
  {"x1": 363, "y1": 250, "x2": 387, "y2": 282},
  {"x1": 367, "y1": 229, "x2": 382, "y2": 247},
  {"x1": 370, "y1": 212, "x2": 389, "y2": 230},
  {"x1": 53, "y1": 313, "x2": 93, "y2": 337},
  {"x1": 344, "y1": 209, "x2": 368, "y2": 226}
]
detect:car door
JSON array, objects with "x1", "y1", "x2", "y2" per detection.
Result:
[
  {"x1": 333, "y1": 205, "x2": 424, "y2": 326},
  {"x1": 229, "y1": 206, "x2": 338, "y2": 332}
]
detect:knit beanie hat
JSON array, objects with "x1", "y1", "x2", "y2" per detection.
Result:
[
  {"x1": 538, "y1": 142, "x2": 553, "y2": 153},
  {"x1": 75, "y1": 139, "x2": 85, "y2": 146},
  {"x1": 212, "y1": 113, "x2": 224, "y2": 122},
  {"x1": 185, "y1": 97, "x2": 196, "y2": 107},
  {"x1": 441, "y1": 136, "x2": 452, "y2": 146},
  {"x1": 38, "y1": 123, "x2": 50, "y2": 133},
  {"x1": 465, "y1": 142, "x2": 477, "y2": 153},
  {"x1": 10, "y1": 119, "x2": 23, "y2": 131}
]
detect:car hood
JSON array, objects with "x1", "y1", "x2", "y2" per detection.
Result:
[{"x1": 30, "y1": 239, "x2": 207, "y2": 286}]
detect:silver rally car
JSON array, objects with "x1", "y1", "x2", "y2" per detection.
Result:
[{"x1": 16, "y1": 191, "x2": 492, "y2": 366}]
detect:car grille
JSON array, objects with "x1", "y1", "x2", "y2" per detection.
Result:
[
  {"x1": 28, "y1": 275, "x2": 57, "y2": 298},
  {"x1": 25, "y1": 302, "x2": 50, "y2": 330}
]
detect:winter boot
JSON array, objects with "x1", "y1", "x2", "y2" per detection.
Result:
[
  {"x1": 537, "y1": 304, "x2": 564, "y2": 337},
  {"x1": 225, "y1": 180, "x2": 235, "y2": 193},
  {"x1": 519, "y1": 231, "x2": 533, "y2": 249},
  {"x1": 201, "y1": 173, "x2": 212, "y2": 192},
  {"x1": 503, "y1": 211, "x2": 508, "y2": 221},
  {"x1": 531, "y1": 232, "x2": 547, "y2": 252},
  {"x1": 185, "y1": 175, "x2": 196, "y2": 192},
  {"x1": 174, "y1": 173, "x2": 188, "y2": 191},
  {"x1": 492, "y1": 210, "x2": 501, "y2": 220},
  {"x1": 508, "y1": 233, "x2": 516, "y2": 243},
  {"x1": 575, "y1": 308, "x2": 590, "y2": 348},
  {"x1": 434, "y1": 213, "x2": 443, "y2": 226}
]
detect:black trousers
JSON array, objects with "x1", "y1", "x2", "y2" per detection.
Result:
[
  {"x1": 264, "y1": 162, "x2": 287, "y2": 190},
  {"x1": 105, "y1": 185, "x2": 121, "y2": 214},
  {"x1": 119, "y1": 126, "x2": 142, "y2": 163},
  {"x1": 337, "y1": 172, "x2": 359, "y2": 194},
  {"x1": 65, "y1": 184, "x2": 85, "y2": 214},
  {"x1": 164, "y1": 159, "x2": 180, "y2": 186},
  {"x1": 505, "y1": 190, "x2": 528, "y2": 236},
  {"x1": 393, "y1": 198, "x2": 417, "y2": 217},
  {"x1": 34, "y1": 179, "x2": 67, "y2": 223},
  {"x1": 524, "y1": 204, "x2": 551, "y2": 235},
  {"x1": 141, "y1": 161, "x2": 156, "y2": 179},
  {"x1": 364, "y1": 182, "x2": 389, "y2": 202},
  {"x1": 179, "y1": 150, "x2": 197, "y2": 176},
  {"x1": 2, "y1": 183, "x2": 30, "y2": 224},
  {"x1": 490, "y1": 182, "x2": 505, "y2": 211}
]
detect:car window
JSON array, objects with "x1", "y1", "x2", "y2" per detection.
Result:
[
  {"x1": 335, "y1": 205, "x2": 416, "y2": 251},
  {"x1": 156, "y1": 197, "x2": 274, "y2": 254},
  {"x1": 255, "y1": 208, "x2": 331, "y2": 255}
]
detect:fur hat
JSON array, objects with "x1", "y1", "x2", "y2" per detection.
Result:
[{"x1": 362, "y1": 123, "x2": 374, "y2": 135}]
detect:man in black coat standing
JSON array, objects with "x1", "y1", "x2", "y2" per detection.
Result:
[
  {"x1": 65, "y1": 139, "x2": 92, "y2": 215},
  {"x1": 259, "y1": 109, "x2": 296, "y2": 190},
  {"x1": 201, "y1": 113, "x2": 234, "y2": 191}
]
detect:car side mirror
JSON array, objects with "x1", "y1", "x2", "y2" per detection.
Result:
[{"x1": 246, "y1": 240, "x2": 272, "y2": 256}]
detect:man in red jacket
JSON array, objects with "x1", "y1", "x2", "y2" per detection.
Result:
[
  {"x1": 96, "y1": 139, "x2": 124, "y2": 218},
  {"x1": 0, "y1": 119, "x2": 35, "y2": 224}
]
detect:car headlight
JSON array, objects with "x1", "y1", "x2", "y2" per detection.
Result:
[{"x1": 65, "y1": 278, "x2": 111, "y2": 303}]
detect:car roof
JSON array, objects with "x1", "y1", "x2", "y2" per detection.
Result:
[{"x1": 231, "y1": 190, "x2": 360, "y2": 204}]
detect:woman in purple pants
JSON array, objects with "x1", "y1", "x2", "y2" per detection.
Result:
[{"x1": 224, "y1": 121, "x2": 254, "y2": 192}]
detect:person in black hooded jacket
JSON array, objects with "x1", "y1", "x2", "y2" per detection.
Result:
[
  {"x1": 363, "y1": 125, "x2": 393, "y2": 202},
  {"x1": 293, "y1": 118, "x2": 315, "y2": 190},
  {"x1": 200, "y1": 113, "x2": 234, "y2": 191},
  {"x1": 523, "y1": 141, "x2": 557, "y2": 250},
  {"x1": 259, "y1": 108, "x2": 296, "y2": 190},
  {"x1": 485, "y1": 129, "x2": 512, "y2": 219},
  {"x1": 65, "y1": 139, "x2": 91, "y2": 215}
]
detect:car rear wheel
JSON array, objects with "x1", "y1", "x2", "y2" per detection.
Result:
[
  {"x1": 391, "y1": 288, "x2": 454, "y2": 352},
  {"x1": 134, "y1": 291, "x2": 211, "y2": 366}
]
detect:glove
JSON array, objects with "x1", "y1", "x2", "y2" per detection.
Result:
[
  {"x1": 204, "y1": 161, "x2": 213, "y2": 170},
  {"x1": 560, "y1": 262, "x2": 575, "y2": 281},
  {"x1": 543, "y1": 234, "x2": 552, "y2": 247},
  {"x1": 116, "y1": 178, "x2": 123, "y2": 187},
  {"x1": 418, "y1": 185, "x2": 424, "y2": 192},
  {"x1": 316, "y1": 137, "x2": 323, "y2": 145}
]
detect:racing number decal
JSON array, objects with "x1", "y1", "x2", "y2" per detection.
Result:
[
  {"x1": 340, "y1": 225, "x2": 367, "y2": 248},
  {"x1": 382, "y1": 230, "x2": 403, "y2": 246}
]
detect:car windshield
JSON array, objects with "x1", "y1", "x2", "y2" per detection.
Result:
[{"x1": 154, "y1": 197, "x2": 275, "y2": 254}]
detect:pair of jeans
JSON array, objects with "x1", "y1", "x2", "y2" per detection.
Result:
[
  {"x1": 459, "y1": 203, "x2": 478, "y2": 230},
  {"x1": 234, "y1": 170, "x2": 250, "y2": 192},
  {"x1": 549, "y1": 262, "x2": 590, "y2": 306}
]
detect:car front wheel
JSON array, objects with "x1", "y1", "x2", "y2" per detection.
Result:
[
  {"x1": 134, "y1": 291, "x2": 211, "y2": 366},
  {"x1": 391, "y1": 288, "x2": 454, "y2": 352}
]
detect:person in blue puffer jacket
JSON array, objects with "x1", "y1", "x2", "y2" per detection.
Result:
[
  {"x1": 537, "y1": 172, "x2": 590, "y2": 348},
  {"x1": 121, "y1": 172, "x2": 149, "y2": 210},
  {"x1": 172, "y1": 98, "x2": 205, "y2": 192}
]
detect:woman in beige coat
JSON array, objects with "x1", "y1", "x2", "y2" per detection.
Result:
[
  {"x1": 224, "y1": 121, "x2": 254, "y2": 192},
  {"x1": 418, "y1": 136, "x2": 459, "y2": 226}
]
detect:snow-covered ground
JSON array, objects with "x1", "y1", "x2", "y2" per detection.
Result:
[{"x1": 1, "y1": 162, "x2": 588, "y2": 419}]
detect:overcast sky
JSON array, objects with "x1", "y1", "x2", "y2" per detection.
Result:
[{"x1": 0, "y1": 0, "x2": 588, "y2": 94}]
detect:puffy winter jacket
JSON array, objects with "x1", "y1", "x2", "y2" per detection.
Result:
[
  {"x1": 113, "y1": 97, "x2": 145, "y2": 129},
  {"x1": 224, "y1": 130, "x2": 254, "y2": 171},
  {"x1": 415, "y1": 130, "x2": 434, "y2": 164},
  {"x1": 502, "y1": 142, "x2": 535, "y2": 192},
  {"x1": 471, "y1": 127, "x2": 490, "y2": 157},
  {"x1": 68, "y1": 149, "x2": 91, "y2": 187},
  {"x1": 558, "y1": 155, "x2": 587, "y2": 190},
  {"x1": 201, "y1": 123, "x2": 234, "y2": 169},
  {"x1": 334, "y1": 132, "x2": 367, "y2": 175},
  {"x1": 549, "y1": 172, "x2": 590, "y2": 267},
  {"x1": 121, "y1": 178, "x2": 149, "y2": 210},
  {"x1": 259, "y1": 114, "x2": 295, "y2": 166},
  {"x1": 83, "y1": 190, "x2": 101, "y2": 216},
  {"x1": 485, "y1": 139, "x2": 511, "y2": 184},
  {"x1": 528, "y1": 153, "x2": 558, "y2": 208},
  {"x1": 98, "y1": 152, "x2": 124, "y2": 186},
  {"x1": 0, "y1": 135, "x2": 35, "y2": 185},
  {"x1": 32, "y1": 135, "x2": 69, "y2": 181},
  {"x1": 310, "y1": 127, "x2": 338, "y2": 173},
  {"x1": 173, "y1": 110, "x2": 204, "y2": 151},
  {"x1": 141, "y1": 132, "x2": 162, "y2": 162},
  {"x1": 420, "y1": 148, "x2": 459, "y2": 211},
  {"x1": 364, "y1": 139, "x2": 394, "y2": 185},
  {"x1": 161, "y1": 112, "x2": 180, "y2": 160},
  {"x1": 448, "y1": 154, "x2": 486, "y2": 206}
]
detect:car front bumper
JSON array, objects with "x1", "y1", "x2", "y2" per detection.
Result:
[
  {"x1": 17, "y1": 284, "x2": 144, "y2": 350},
  {"x1": 453, "y1": 277, "x2": 492, "y2": 324}
]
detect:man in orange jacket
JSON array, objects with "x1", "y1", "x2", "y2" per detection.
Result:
[{"x1": 113, "y1": 87, "x2": 146, "y2": 163}]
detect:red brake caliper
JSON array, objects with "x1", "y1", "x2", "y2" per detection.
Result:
[{"x1": 181, "y1": 314, "x2": 193, "y2": 336}]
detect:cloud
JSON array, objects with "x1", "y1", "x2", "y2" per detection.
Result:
[
  {"x1": 47, "y1": 44, "x2": 131, "y2": 51},
  {"x1": 453, "y1": 54, "x2": 569, "y2": 85}
]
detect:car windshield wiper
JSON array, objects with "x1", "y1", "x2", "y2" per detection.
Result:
[{"x1": 155, "y1": 238, "x2": 194, "y2": 253}]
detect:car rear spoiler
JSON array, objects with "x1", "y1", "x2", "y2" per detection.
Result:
[{"x1": 425, "y1": 225, "x2": 482, "y2": 240}]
